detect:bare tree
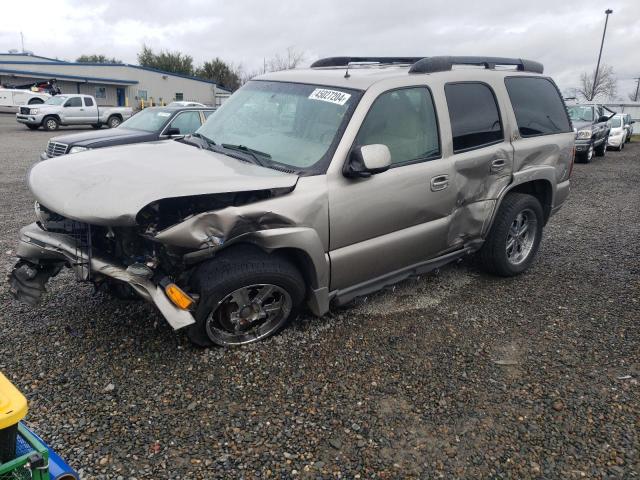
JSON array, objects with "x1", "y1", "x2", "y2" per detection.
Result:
[
  {"x1": 578, "y1": 64, "x2": 617, "y2": 101},
  {"x1": 266, "y1": 47, "x2": 306, "y2": 72}
]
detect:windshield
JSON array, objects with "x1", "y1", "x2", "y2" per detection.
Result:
[
  {"x1": 610, "y1": 117, "x2": 622, "y2": 128},
  {"x1": 567, "y1": 105, "x2": 594, "y2": 122},
  {"x1": 119, "y1": 108, "x2": 173, "y2": 132},
  {"x1": 196, "y1": 80, "x2": 361, "y2": 172},
  {"x1": 44, "y1": 96, "x2": 67, "y2": 106}
]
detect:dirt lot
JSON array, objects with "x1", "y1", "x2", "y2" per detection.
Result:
[{"x1": 0, "y1": 114, "x2": 638, "y2": 479}]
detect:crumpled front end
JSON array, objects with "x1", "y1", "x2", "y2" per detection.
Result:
[{"x1": 9, "y1": 216, "x2": 196, "y2": 330}]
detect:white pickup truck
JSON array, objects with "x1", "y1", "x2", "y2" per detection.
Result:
[
  {"x1": 16, "y1": 94, "x2": 133, "y2": 131},
  {"x1": 0, "y1": 88, "x2": 50, "y2": 113}
]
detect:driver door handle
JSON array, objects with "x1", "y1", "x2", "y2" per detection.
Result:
[{"x1": 430, "y1": 174, "x2": 449, "y2": 192}]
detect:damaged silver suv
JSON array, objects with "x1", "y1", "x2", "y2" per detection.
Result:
[{"x1": 9, "y1": 56, "x2": 574, "y2": 347}]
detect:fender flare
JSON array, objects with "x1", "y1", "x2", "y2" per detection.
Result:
[{"x1": 483, "y1": 166, "x2": 557, "y2": 236}]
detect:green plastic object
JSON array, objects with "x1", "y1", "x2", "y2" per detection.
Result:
[{"x1": 0, "y1": 423, "x2": 50, "y2": 480}]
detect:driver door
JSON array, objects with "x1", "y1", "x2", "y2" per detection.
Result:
[{"x1": 328, "y1": 86, "x2": 456, "y2": 291}]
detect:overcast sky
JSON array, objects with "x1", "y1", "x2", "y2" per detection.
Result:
[{"x1": 1, "y1": 0, "x2": 638, "y2": 99}]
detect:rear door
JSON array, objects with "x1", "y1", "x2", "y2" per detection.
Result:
[
  {"x1": 443, "y1": 81, "x2": 514, "y2": 243},
  {"x1": 82, "y1": 96, "x2": 99, "y2": 122}
]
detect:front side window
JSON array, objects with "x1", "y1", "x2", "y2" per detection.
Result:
[
  {"x1": 505, "y1": 77, "x2": 572, "y2": 137},
  {"x1": 168, "y1": 111, "x2": 201, "y2": 134},
  {"x1": 445, "y1": 82, "x2": 503, "y2": 153},
  {"x1": 64, "y1": 97, "x2": 82, "y2": 107},
  {"x1": 119, "y1": 108, "x2": 173, "y2": 132},
  {"x1": 197, "y1": 81, "x2": 361, "y2": 173},
  {"x1": 354, "y1": 87, "x2": 440, "y2": 165}
]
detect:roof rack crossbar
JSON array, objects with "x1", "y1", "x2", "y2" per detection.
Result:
[
  {"x1": 408, "y1": 56, "x2": 543, "y2": 74},
  {"x1": 310, "y1": 57, "x2": 424, "y2": 68}
]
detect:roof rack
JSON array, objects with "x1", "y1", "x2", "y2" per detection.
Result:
[
  {"x1": 408, "y1": 56, "x2": 543, "y2": 74},
  {"x1": 310, "y1": 57, "x2": 424, "y2": 68},
  {"x1": 310, "y1": 56, "x2": 544, "y2": 74}
]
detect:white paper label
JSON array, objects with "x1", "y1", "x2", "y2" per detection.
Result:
[
  {"x1": 308, "y1": 89, "x2": 351, "y2": 106},
  {"x1": 157, "y1": 112, "x2": 171, "y2": 117}
]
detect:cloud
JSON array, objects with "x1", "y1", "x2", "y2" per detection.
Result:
[{"x1": 1, "y1": 0, "x2": 638, "y2": 95}]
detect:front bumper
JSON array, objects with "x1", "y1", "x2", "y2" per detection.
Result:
[
  {"x1": 574, "y1": 139, "x2": 592, "y2": 152},
  {"x1": 10, "y1": 222, "x2": 195, "y2": 330},
  {"x1": 16, "y1": 113, "x2": 44, "y2": 125}
]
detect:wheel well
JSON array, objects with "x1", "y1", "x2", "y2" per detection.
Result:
[
  {"x1": 42, "y1": 114, "x2": 60, "y2": 123},
  {"x1": 28, "y1": 98, "x2": 44, "y2": 104},
  {"x1": 109, "y1": 114, "x2": 123, "y2": 121},
  {"x1": 507, "y1": 180, "x2": 553, "y2": 224}
]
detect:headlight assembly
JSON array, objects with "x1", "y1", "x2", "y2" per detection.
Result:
[
  {"x1": 576, "y1": 129, "x2": 592, "y2": 140},
  {"x1": 30, "y1": 108, "x2": 39, "y2": 114},
  {"x1": 69, "y1": 146, "x2": 90, "y2": 154}
]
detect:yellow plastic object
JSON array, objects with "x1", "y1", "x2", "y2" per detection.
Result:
[
  {"x1": 165, "y1": 283, "x2": 194, "y2": 310},
  {"x1": 0, "y1": 373, "x2": 28, "y2": 429}
]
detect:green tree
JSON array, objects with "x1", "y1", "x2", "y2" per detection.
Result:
[
  {"x1": 76, "y1": 54, "x2": 122, "y2": 64},
  {"x1": 195, "y1": 58, "x2": 242, "y2": 91},
  {"x1": 137, "y1": 45, "x2": 194, "y2": 76}
]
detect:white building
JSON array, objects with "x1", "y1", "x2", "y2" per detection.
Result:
[{"x1": 0, "y1": 53, "x2": 231, "y2": 107}]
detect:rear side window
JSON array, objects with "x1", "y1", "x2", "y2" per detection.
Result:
[
  {"x1": 445, "y1": 83, "x2": 503, "y2": 153},
  {"x1": 84, "y1": 97, "x2": 94, "y2": 107},
  {"x1": 505, "y1": 77, "x2": 572, "y2": 137}
]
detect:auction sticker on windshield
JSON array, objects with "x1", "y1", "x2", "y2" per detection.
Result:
[{"x1": 308, "y1": 89, "x2": 351, "y2": 106}]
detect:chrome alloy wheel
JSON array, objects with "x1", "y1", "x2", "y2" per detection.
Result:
[
  {"x1": 505, "y1": 208, "x2": 538, "y2": 266},
  {"x1": 205, "y1": 284, "x2": 292, "y2": 346}
]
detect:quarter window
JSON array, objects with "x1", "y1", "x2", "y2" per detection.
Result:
[
  {"x1": 445, "y1": 83, "x2": 503, "y2": 153},
  {"x1": 84, "y1": 97, "x2": 94, "y2": 107},
  {"x1": 505, "y1": 77, "x2": 573, "y2": 137},
  {"x1": 355, "y1": 87, "x2": 440, "y2": 165}
]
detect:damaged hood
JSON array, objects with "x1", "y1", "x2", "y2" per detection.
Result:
[
  {"x1": 28, "y1": 141, "x2": 299, "y2": 226},
  {"x1": 47, "y1": 127, "x2": 156, "y2": 148}
]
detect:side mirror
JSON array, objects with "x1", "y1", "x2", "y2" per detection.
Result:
[
  {"x1": 631, "y1": 120, "x2": 636, "y2": 124},
  {"x1": 165, "y1": 127, "x2": 181, "y2": 137},
  {"x1": 598, "y1": 115, "x2": 609, "y2": 123},
  {"x1": 343, "y1": 144, "x2": 391, "y2": 178}
]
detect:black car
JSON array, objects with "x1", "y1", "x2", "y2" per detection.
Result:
[
  {"x1": 566, "y1": 103, "x2": 614, "y2": 163},
  {"x1": 40, "y1": 106, "x2": 216, "y2": 159}
]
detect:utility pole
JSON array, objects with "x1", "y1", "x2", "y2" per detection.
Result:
[
  {"x1": 634, "y1": 77, "x2": 640, "y2": 102},
  {"x1": 591, "y1": 9, "x2": 613, "y2": 100}
]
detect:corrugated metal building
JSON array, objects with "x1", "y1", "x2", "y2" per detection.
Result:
[{"x1": 0, "y1": 53, "x2": 231, "y2": 107}]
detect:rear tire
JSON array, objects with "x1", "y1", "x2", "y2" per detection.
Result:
[
  {"x1": 42, "y1": 116, "x2": 59, "y2": 131},
  {"x1": 479, "y1": 193, "x2": 544, "y2": 277},
  {"x1": 107, "y1": 116, "x2": 121, "y2": 128},
  {"x1": 188, "y1": 246, "x2": 306, "y2": 347},
  {"x1": 26, "y1": 124, "x2": 39, "y2": 130}
]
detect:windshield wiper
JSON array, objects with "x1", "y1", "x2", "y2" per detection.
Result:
[{"x1": 221, "y1": 144, "x2": 271, "y2": 167}]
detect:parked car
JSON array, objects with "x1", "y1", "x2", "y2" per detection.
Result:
[
  {"x1": 622, "y1": 113, "x2": 635, "y2": 142},
  {"x1": 0, "y1": 88, "x2": 50, "y2": 113},
  {"x1": 9, "y1": 56, "x2": 574, "y2": 347},
  {"x1": 606, "y1": 115, "x2": 628, "y2": 151},
  {"x1": 40, "y1": 106, "x2": 216, "y2": 159},
  {"x1": 168, "y1": 101, "x2": 207, "y2": 107},
  {"x1": 16, "y1": 94, "x2": 133, "y2": 131},
  {"x1": 566, "y1": 103, "x2": 613, "y2": 163}
]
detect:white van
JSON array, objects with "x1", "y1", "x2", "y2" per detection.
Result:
[{"x1": 0, "y1": 88, "x2": 50, "y2": 113}]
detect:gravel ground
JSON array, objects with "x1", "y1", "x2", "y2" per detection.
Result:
[{"x1": 0, "y1": 114, "x2": 638, "y2": 479}]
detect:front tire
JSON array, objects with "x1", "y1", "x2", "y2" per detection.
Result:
[
  {"x1": 595, "y1": 141, "x2": 606, "y2": 157},
  {"x1": 42, "y1": 116, "x2": 59, "y2": 131},
  {"x1": 188, "y1": 246, "x2": 306, "y2": 347},
  {"x1": 479, "y1": 193, "x2": 544, "y2": 277}
]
